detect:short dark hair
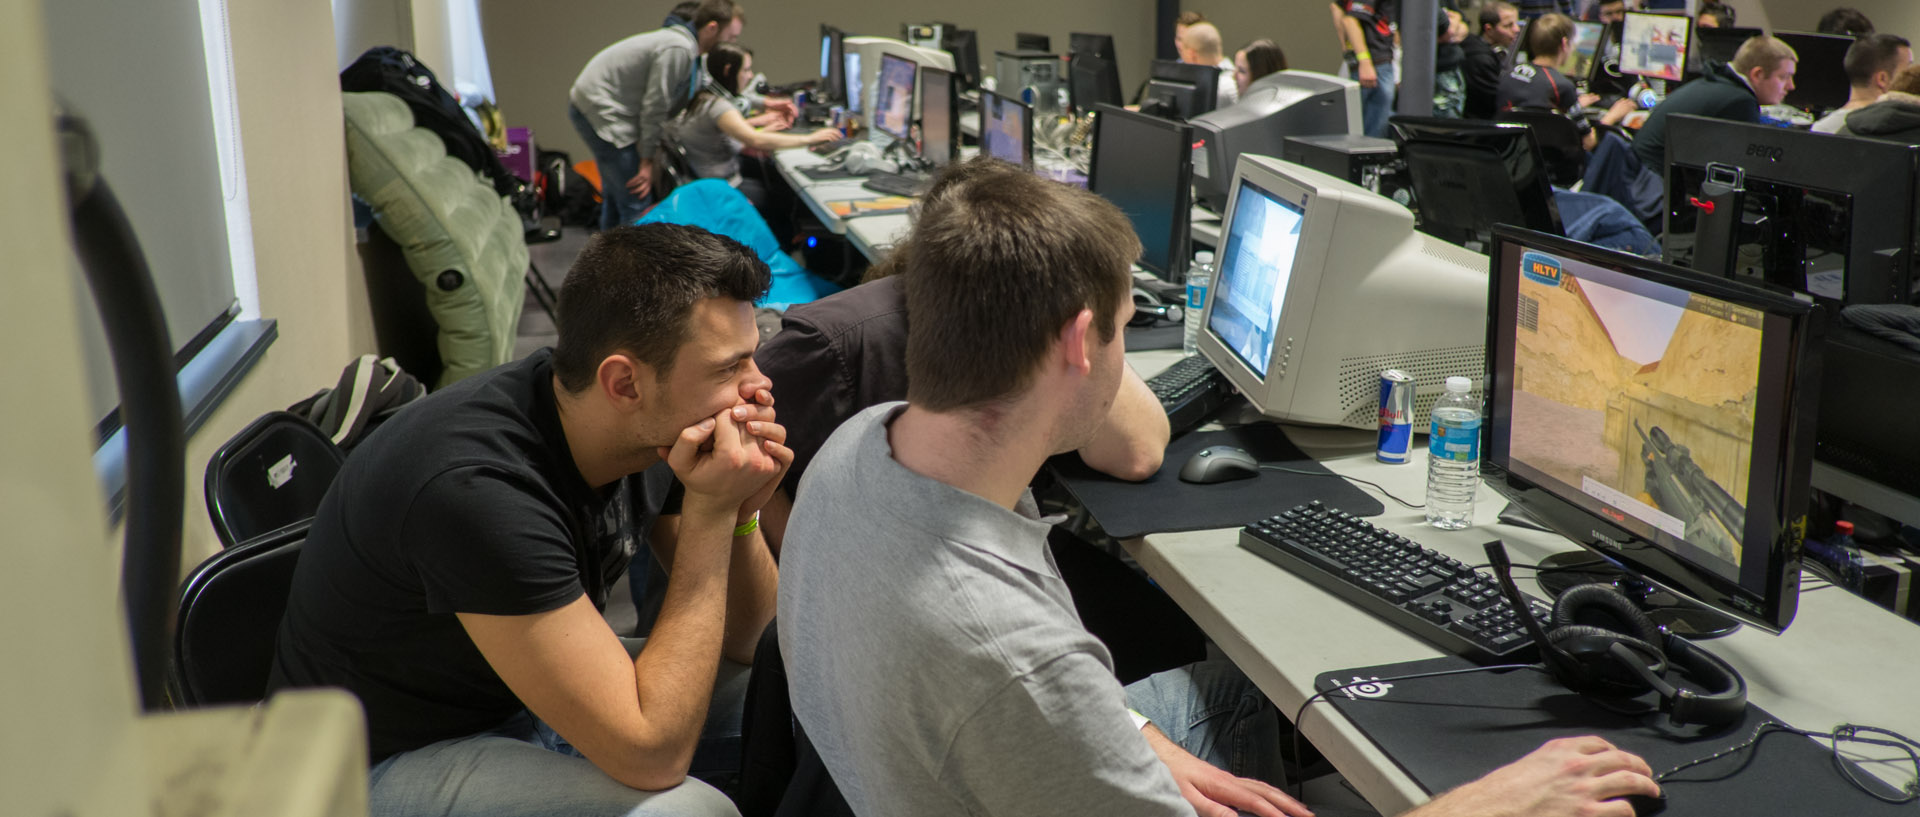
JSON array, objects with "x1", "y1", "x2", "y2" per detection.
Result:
[
  {"x1": 1597, "y1": 0, "x2": 1625, "y2": 9},
  {"x1": 691, "y1": 0, "x2": 738, "y2": 34},
  {"x1": 1479, "y1": 2, "x2": 1515, "y2": 33},
  {"x1": 1176, "y1": 10, "x2": 1206, "y2": 27},
  {"x1": 552, "y1": 223, "x2": 770, "y2": 392},
  {"x1": 704, "y1": 42, "x2": 753, "y2": 92},
  {"x1": 1525, "y1": 13, "x2": 1574, "y2": 61},
  {"x1": 900, "y1": 158, "x2": 1139, "y2": 411},
  {"x1": 1817, "y1": 7, "x2": 1874, "y2": 37},
  {"x1": 1844, "y1": 33, "x2": 1910, "y2": 87},
  {"x1": 1697, "y1": 1, "x2": 1735, "y2": 25},
  {"x1": 1239, "y1": 39, "x2": 1288, "y2": 80}
]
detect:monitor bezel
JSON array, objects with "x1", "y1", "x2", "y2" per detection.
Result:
[
  {"x1": 919, "y1": 65, "x2": 958, "y2": 167},
  {"x1": 1088, "y1": 104, "x2": 1192, "y2": 282},
  {"x1": 1618, "y1": 10, "x2": 1694, "y2": 82},
  {"x1": 820, "y1": 24, "x2": 847, "y2": 105},
  {"x1": 978, "y1": 88, "x2": 1034, "y2": 170},
  {"x1": 845, "y1": 51, "x2": 864, "y2": 114},
  {"x1": 873, "y1": 52, "x2": 919, "y2": 142},
  {"x1": 1484, "y1": 226, "x2": 1822, "y2": 634},
  {"x1": 1585, "y1": 21, "x2": 1634, "y2": 99}
]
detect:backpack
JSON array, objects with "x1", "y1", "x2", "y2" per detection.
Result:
[
  {"x1": 340, "y1": 47, "x2": 524, "y2": 204},
  {"x1": 288, "y1": 355, "x2": 427, "y2": 453}
]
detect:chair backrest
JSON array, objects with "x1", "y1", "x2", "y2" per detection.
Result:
[
  {"x1": 172, "y1": 523, "x2": 306, "y2": 706},
  {"x1": 1497, "y1": 108, "x2": 1588, "y2": 188},
  {"x1": 737, "y1": 618, "x2": 854, "y2": 817},
  {"x1": 655, "y1": 133, "x2": 697, "y2": 203},
  {"x1": 205, "y1": 411, "x2": 346, "y2": 549}
]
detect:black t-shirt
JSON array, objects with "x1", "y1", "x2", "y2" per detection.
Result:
[
  {"x1": 268, "y1": 349, "x2": 681, "y2": 762},
  {"x1": 1343, "y1": 0, "x2": 1398, "y2": 65},
  {"x1": 1497, "y1": 62, "x2": 1592, "y2": 134},
  {"x1": 752, "y1": 276, "x2": 909, "y2": 498}
]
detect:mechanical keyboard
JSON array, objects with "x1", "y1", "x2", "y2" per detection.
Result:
[
  {"x1": 1239, "y1": 501, "x2": 1553, "y2": 662},
  {"x1": 862, "y1": 171, "x2": 929, "y2": 197},
  {"x1": 1146, "y1": 355, "x2": 1236, "y2": 436}
]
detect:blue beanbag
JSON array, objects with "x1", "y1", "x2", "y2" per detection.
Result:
[{"x1": 637, "y1": 179, "x2": 842, "y2": 308}]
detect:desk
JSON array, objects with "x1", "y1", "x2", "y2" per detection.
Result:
[
  {"x1": 847, "y1": 213, "x2": 911, "y2": 261},
  {"x1": 1123, "y1": 352, "x2": 1920, "y2": 816},
  {"x1": 1190, "y1": 206, "x2": 1223, "y2": 248}
]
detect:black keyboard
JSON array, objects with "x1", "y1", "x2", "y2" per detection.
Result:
[
  {"x1": 1146, "y1": 355, "x2": 1236, "y2": 435},
  {"x1": 1240, "y1": 501, "x2": 1553, "y2": 662},
  {"x1": 809, "y1": 137, "x2": 851, "y2": 155},
  {"x1": 862, "y1": 171, "x2": 929, "y2": 197}
]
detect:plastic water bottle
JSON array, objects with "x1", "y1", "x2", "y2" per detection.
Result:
[
  {"x1": 1183, "y1": 252, "x2": 1214, "y2": 356},
  {"x1": 1425, "y1": 377, "x2": 1481, "y2": 530}
]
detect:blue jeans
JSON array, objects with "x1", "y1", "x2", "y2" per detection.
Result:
[
  {"x1": 1360, "y1": 61, "x2": 1398, "y2": 138},
  {"x1": 366, "y1": 640, "x2": 749, "y2": 817},
  {"x1": 568, "y1": 105, "x2": 651, "y2": 230},
  {"x1": 1124, "y1": 656, "x2": 1285, "y2": 785}
]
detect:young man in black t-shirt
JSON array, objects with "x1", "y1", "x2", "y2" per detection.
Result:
[{"x1": 271, "y1": 224, "x2": 788, "y2": 816}]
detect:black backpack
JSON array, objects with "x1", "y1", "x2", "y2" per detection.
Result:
[{"x1": 340, "y1": 47, "x2": 523, "y2": 203}]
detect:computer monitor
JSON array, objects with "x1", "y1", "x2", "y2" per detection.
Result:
[
  {"x1": 1190, "y1": 70, "x2": 1362, "y2": 211},
  {"x1": 1089, "y1": 105, "x2": 1193, "y2": 282},
  {"x1": 1069, "y1": 32, "x2": 1115, "y2": 61},
  {"x1": 979, "y1": 88, "x2": 1033, "y2": 169},
  {"x1": 873, "y1": 53, "x2": 918, "y2": 142},
  {"x1": 1692, "y1": 26, "x2": 1761, "y2": 69},
  {"x1": 1387, "y1": 117, "x2": 1564, "y2": 253},
  {"x1": 1069, "y1": 33, "x2": 1123, "y2": 113},
  {"x1": 820, "y1": 25, "x2": 847, "y2": 105},
  {"x1": 1619, "y1": 11, "x2": 1692, "y2": 81},
  {"x1": 1566, "y1": 21, "x2": 1604, "y2": 80},
  {"x1": 1484, "y1": 226, "x2": 1823, "y2": 634},
  {"x1": 845, "y1": 51, "x2": 864, "y2": 114},
  {"x1": 844, "y1": 36, "x2": 957, "y2": 120},
  {"x1": 945, "y1": 29, "x2": 981, "y2": 89},
  {"x1": 1585, "y1": 21, "x2": 1635, "y2": 99},
  {"x1": 1143, "y1": 60, "x2": 1220, "y2": 120},
  {"x1": 1776, "y1": 31, "x2": 1854, "y2": 113},
  {"x1": 919, "y1": 66, "x2": 957, "y2": 167},
  {"x1": 1195, "y1": 155, "x2": 1489, "y2": 430},
  {"x1": 1016, "y1": 32, "x2": 1051, "y2": 52}
]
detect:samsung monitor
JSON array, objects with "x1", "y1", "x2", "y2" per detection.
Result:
[
  {"x1": 1388, "y1": 116, "x2": 1564, "y2": 253},
  {"x1": 1484, "y1": 226, "x2": 1823, "y2": 634},
  {"x1": 1089, "y1": 105, "x2": 1193, "y2": 282},
  {"x1": 919, "y1": 66, "x2": 957, "y2": 167},
  {"x1": 1567, "y1": 21, "x2": 1604, "y2": 79},
  {"x1": 945, "y1": 28, "x2": 982, "y2": 89},
  {"x1": 1143, "y1": 59, "x2": 1221, "y2": 120},
  {"x1": 820, "y1": 25, "x2": 847, "y2": 105},
  {"x1": 1190, "y1": 70, "x2": 1361, "y2": 211},
  {"x1": 979, "y1": 88, "x2": 1033, "y2": 169},
  {"x1": 1585, "y1": 21, "x2": 1635, "y2": 99},
  {"x1": 1776, "y1": 30, "x2": 1854, "y2": 113},
  {"x1": 1195, "y1": 155, "x2": 1489, "y2": 430},
  {"x1": 1620, "y1": 11, "x2": 1692, "y2": 81},
  {"x1": 873, "y1": 53, "x2": 918, "y2": 142},
  {"x1": 1016, "y1": 32, "x2": 1051, "y2": 52}
]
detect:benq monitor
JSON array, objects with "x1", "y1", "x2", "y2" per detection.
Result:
[{"x1": 1089, "y1": 105, "x2": 1192, "y2": 282}]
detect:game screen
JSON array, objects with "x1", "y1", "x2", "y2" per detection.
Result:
[
  {"x1": 820, "y1": 35, "x2": 831, "y2": 78},
  {"x1": 1567, "y1": 22, "x2": 1603, "y2": 79},
  {"x1": 1620, "y1": 12, "x2": 1690, "y2": 81},
  {"x1": 981, "y1": 93, "x2": 1029, "y2": 166},
  {"x1": 1208, "y1": 180, "x2": 1306, "y2": 378},
  {"x1": 846, "y1": 52, "x2": 864, "y2": 113},
  {"x1": 874, "y1": 55, "x2": 917, "y2": 141},
  {"x1": 1505, "y1": 244, "x2": 1762, "y2": 577}
]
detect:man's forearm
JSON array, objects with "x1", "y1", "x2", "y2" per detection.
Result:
[
  {"x1": 629, "y1": 502, "x2": 735, "y2": 774},
  {"x1": 1076, "y1": 365, "x2": 1170, "y2": 481},
  {"x1": 722, "y1": 525, "x2": 779, "y2": 664}
]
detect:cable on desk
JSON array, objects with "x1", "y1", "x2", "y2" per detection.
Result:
[
  {"x1": 1656, "y1": 720, "x2": 1920, "y2": 804},
  {"x1": 1259, "y1": 465, "x2": 1426, "y2": 510}
]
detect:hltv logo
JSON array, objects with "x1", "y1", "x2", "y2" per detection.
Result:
[{"x1": 1521, "y1": 252, "x2": 1563, "y2": 287}]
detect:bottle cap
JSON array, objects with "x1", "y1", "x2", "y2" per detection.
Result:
[
  {"x1": 1836, "y1": 520, "x2": 1855, "y2": 535},
  {"x1": 1445, "y1": 376, "x2": 1472, "y2": 391},
  {"x1": 1195, "y1": 251, "x2": 1215, "y2": 266}
]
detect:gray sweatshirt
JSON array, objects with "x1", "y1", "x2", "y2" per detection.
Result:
[{"x1": 569, "y1": 26, "x2": 698, "y2": 152}]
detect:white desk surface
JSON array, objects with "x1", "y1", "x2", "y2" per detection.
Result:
[
  {"x1": 846, "y1": 213, "x2": 911, "y2": 262},
  {"x1": 1190, "y1": 206, "x2": 1222, "y2": 248},
  {"x1": 1122, "y1": 352, "x2": 1920, "y2": 816}
]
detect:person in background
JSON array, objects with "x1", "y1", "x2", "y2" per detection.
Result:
[
  {"x1": 1338, "y1": 0, "x2": 1400, "y2": 136},
  {"x1": 663, "y1": 0, "x2": 697, "y2": 27},
  {"x1": 1836, "y1": 64, "x2": 1920, "y2": 142},
  {"x1": 1435, "y1": 7, "x2": 1472, "y2": 117},
  {"x1": 1813, "y1": 34, "x2": 1914, "y2": 134},
  {"x1": 1234, "y1": 39, "x2": 1289, "y2": 97},
  {"x1": 1178, "y1": 21, "x2": 1241, "y2": 107},
  {"x1": 1634, "y1": 35, "x2": 1797, "y2": 169},
  {"x1": 1817, "y1": 7, "x2": 1875, "y2": 37},
  {"x1": 1595, "y1": 0, "x2": 1627, "y2": 25},
  {"x1": 1464, "y1": 1, "x2": 1520, "y2": 120},
  {"x1": 1695, "y1": 1, "x2": 1735, "y2": 29},
  {"x1": 1174, "y1": 9, "x2": 1208, "y2": 55},
  {"x1": 668, "y1": 43, "x2": 838, "y2": 208},
  {"x1": 1498, "y1": 13, "x2": 1634, "y2": 150},
  {"x1": 569, "y1": 0, "x2": 743, "y2": 230}
]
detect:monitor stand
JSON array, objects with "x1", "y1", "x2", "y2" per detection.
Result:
[{"x1": 1533, "y1": 551, "x2": 1743, "y2": 639}]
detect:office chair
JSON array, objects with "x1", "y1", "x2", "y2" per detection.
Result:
[
  {"x1": 204, "y1": 411, "x2": 345, "y2": 549},
  {"x1": 737, "y1": 618, "x2": 854, "y2": 817},
  {"x1": 1498, "y1": 109, "x2": 1589, "y2": 188},
  {"x1": 653, "y1": 134, "x2": 699, "y2": 206},
  {"x1": 171, "y1": 522, "x2": 307, "y2": 706}
]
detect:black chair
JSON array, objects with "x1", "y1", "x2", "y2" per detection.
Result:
[
  {"x1": 204, "y1": 411, "x2": 345, "y2": 549},
  {"x1": 1498, "y1": 108, "x2": 1589, "y2": 188},
  {"x1": 171, "y1": 523, "x2": 307, "y2": 706},
  {"x1": 654, "y1": 133, "x2": 699, "y2": 204},
  {"x1": 738, "y1": 618, "x2": 853, "y2": 817}
]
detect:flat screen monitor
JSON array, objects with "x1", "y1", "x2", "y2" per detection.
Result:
[
  {"x1": 1776, "y1": 30, "x2": 1854, "y2": 113},
  {"x1": 1484, "y1": 226, "x2": 1823, "y2": 634},
  {"x1": 820, "y1": 25, "x2": 847, "y2": 104},
  {"x1": 845, "y1": 51, "x2": 864, "y2": 114},
  {"x1": 1069, "y1": 33, "x2": 1122, "y2": 113},
  {"x1": 1144, "y1": 59, "x2": 1220, "y2": 120},
  {"x1": 1620, "y1": 11, "x2": 1692, "y2": 81},
  {"x1": 979, "y1": 88, "x2": 1033, "y2": 169},
  {"x1": 1565, "y1": 21, "x2": 1605, "y2": 79},
  {"x1": 945, "y1": 28, "x2": 981, "y2": 89},
  {"x1": 1196, "y1": 155, "x2": 1490, "y2": 430},
  {"x1": 873, "y1": 53, "x2": 918, "y2": 142},
  {"x1": 1016, "y1": 32, "x2": 1051, "y2": 52},
  {"x1": 1388, "y1": 116, "x2": 1564, "y2": 253},
  {"x1": 1586, "y1": 21, "x2": 1635, "y2": 99},
  {"x1": 1089, "y1": 105, "x2": 1192, "y2": 282},
  {"x1": 1070, "y1": 32, "x2": 1115, "y2": 61},
  {"x1": 1692, "y1": 26, "x2": 1761, "y2": 68},
  {"x1": 919, "y1": 66, "x2": 957, "y2": 167}
]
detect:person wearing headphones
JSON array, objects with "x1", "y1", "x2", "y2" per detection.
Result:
[{"x1": 668, "y1": 42, "x2": 839, "y2": 209}]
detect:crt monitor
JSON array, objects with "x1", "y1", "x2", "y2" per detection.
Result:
[
  {"x1": 1387, "y1": 116, "x2": 1564, "y2": 254},
  {"x1": 1143, "y1": 59, "x2": 1221, "y2": 120},
  {"x1": 1619, "y1": 11, "x2": 1691, "y2": 82},
  {"x1": 1483, "y1": 226, "x2": 1823, "y2": 634},
  {"x1": 1776, "y1": 31, "x2": 1854, "y2": 113},
  {"x1": 1190, "y1": 70, "x2": 1362, "y2": 211},
  {"x1": 873, "y1": 53, "x2": 918, "y2": 142},
  {"x1": 1195, "y1": 154, "x2": 1490, "y2": 430},
  {"x1": 820, "y1": 25, "x2": 847, "y2": 105},
  {"x1": 1088, "y1": 104, "x2": 1193, "y2": 282},
  {"x1": 919, "y1": 66, "x2": 957, "y2": 167},
  {"x1": 979, "y1": 89, "x2": 1033, "y2": 169}
]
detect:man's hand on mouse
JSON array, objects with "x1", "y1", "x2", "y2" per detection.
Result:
[{"x1": 1410, "y1": 736, "x2": 1660, "y2": 817}]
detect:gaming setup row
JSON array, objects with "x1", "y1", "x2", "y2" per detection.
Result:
[{"x1": 1571, "y1": 10, "x2": 1852, "y2": 114}]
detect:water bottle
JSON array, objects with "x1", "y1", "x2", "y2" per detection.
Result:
[
  {"x1": 1425, "y1": 376, "x2": 1481, "y2": 530},
  {"x1": 1183, "y1": 252, "x2": 1214, "y2": 356}
]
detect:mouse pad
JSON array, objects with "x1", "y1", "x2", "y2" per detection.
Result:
[
  {"x1": 1051, "y1": 424, "x2": 1387, "y2": 539},
  {"x1": 797, "y1": 164, "x2": 864, "y2": 181},
  {"x1": 1315, "y1": 655, "x2": 1911, "y2": 815}
]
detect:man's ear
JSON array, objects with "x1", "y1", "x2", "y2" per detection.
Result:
[
  {"x1": 597, "y1": 354, "x2": 648, "y2": 410},
  {"x1": 1057, "y1": 308, "x2": 1096, "y2": 375}
]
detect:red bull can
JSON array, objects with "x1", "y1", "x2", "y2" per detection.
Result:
[{"x1": 1377, "y1": 369, "x2": 1415, "y2": 464}]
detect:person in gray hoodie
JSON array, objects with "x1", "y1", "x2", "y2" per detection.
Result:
[{"x1": 1838, "y1": 64, "x2": 1920, "y2": 143}]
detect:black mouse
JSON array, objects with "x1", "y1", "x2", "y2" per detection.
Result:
[
  {"x1": 1619, "y1": 792, "x2": 1668, "y2": 816},
  {"x1": 1178, "y1": 445, "x2": 1262, "y2": 484}
]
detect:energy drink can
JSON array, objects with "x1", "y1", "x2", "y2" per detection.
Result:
[{"x1": 1376, "y1": 369, "x2": 1415, "y2": 464}]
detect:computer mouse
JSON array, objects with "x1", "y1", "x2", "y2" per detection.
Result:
[
  {"x1": 1178, "y1": 445, "x2": 1262, "y2": 484},
  {"x1": 1619, "y1": 792, "x2": 1668, "y2": 817}
]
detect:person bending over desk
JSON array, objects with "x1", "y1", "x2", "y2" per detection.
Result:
[
  {"x1": 270, "y1": 224, "x2": 787, "y2": 817},
  {"x1": 776, "y1": 159, "x2": 1663, "y2": 817},
  {"x1": 669, "y1": 42, "x2": 839, "y2": 209}
]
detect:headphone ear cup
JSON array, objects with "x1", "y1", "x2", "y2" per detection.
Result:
[
  {"x1": 1546, "y1": 624, "x2": 1667, "y2": 696},
  {"x1": 1552, "y1": 584, "x2": 1666, "y2": 655}
]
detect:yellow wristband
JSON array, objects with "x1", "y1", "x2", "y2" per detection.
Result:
[
  {"x1": 733, "y1": 512, "x2": 760, "y2": 537},
  {"x1": 1356, "y1": 50, "x2": 1372, "y2": 61}
]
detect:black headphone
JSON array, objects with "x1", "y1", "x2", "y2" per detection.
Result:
[{"x1": 1485, "y1": 541, "x2": 1748, "y2": 728}]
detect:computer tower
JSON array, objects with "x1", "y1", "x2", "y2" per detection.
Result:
[
  {"x1": 1282, "y1": 134, "x2": 1412, "y2": 208},
  {"x1": 1189, "y1": 70, "x2": 1361, "y2": 211},
  {"x1": 993, "y1": 50, "x2": 1064, "y2": 117}
]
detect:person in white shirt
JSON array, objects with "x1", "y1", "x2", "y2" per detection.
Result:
[
  {"x1": 1811, "y1": 33, "x2": 1913, "y2": 134},
  {"x1": 1178, "y1": 21, "x2": 1240, "y2": 108}
]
